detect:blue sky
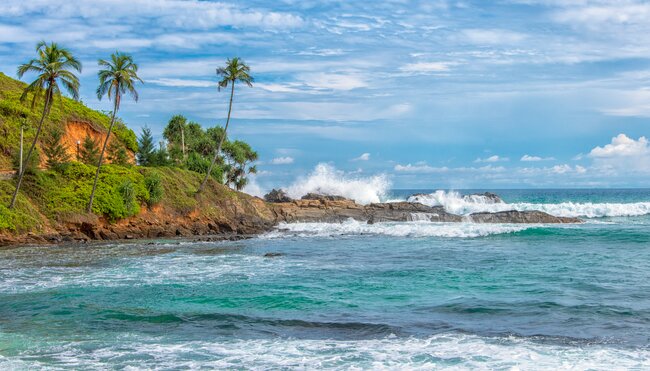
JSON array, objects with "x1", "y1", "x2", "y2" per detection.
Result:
[{"x1": 1, "y1": 0, "x2": 650, "y2": 190}]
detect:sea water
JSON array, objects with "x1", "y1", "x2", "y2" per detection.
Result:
[{"x1": 1, "y1": 189, "x2": 650, "y2": 369}]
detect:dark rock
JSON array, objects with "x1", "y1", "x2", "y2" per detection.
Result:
[
  {"x1": 264, "y1": 189, "x2": 293, "y2": 203},
  {"x1": 301, "y1": 193, "x2": 348, "y2": 202},
  {"x1": 465, "y1": 192, "x2": 503, "y2": 203},
  {"x1": 469, "y1": 210, "x2": 581, "y2": 224},
  {"x1": 264, "y1": 252, "x2": 283, "y2": 258}
]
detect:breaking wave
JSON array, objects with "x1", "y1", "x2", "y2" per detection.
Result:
[
  {"x1": 264, "y1": 219, "x2": 533, "y2": 239},
  {"x1": 407, "y1": 191, "x2": 650, "y2": 218},
  {"x1": 286, "y1": 163, "x2": 389, "y2": 205}
]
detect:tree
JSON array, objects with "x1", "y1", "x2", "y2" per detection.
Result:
[
  {"x1": 223, "y1": 140, "x2": 258, "y2": 190},
  {"x1": 9, "y1": 41, "x2": 81, "y2": 208},
  {"x1": 137, "y1": 126, "x2": 155, "y2": 166},
  {"x1": 151, "y1": 141, "x2": 171, "y2": 167},
  {"x1": 43, "y1": 128, "x2": 70, "y2": 171},
  {"x1": 108, "y1": 141, "x2": 129, "y2": 166},
  {"x1": 87, "y1": 52, "x2": 143, "y2": 212},
  {"x1": 163, "y1": 114, "x2": 187, "y2": 163},
  {"x1": 79, "y1": 135, "x2": 99, "y2": 165},
  {"x1": 197, "y1": 57, "x2": 253, "y2": 193}
]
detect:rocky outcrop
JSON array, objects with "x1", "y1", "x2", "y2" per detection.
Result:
[
  {"x1": 467, "y1": 192, "x2": 503, "y2": 203},
  {"x1": 269, "y1": 196, "x2": 581, "y2": 225},
  {"x1": 467, "y1": 210, "x2": 580, "y2": 224},
  {"x1": 264, "y1": 189, "x2": 293, "y2": 203},
  {"x1": 301, "y1": 193, "x2": 348, "y2": 201}
]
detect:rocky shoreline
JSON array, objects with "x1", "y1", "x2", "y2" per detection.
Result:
[{"x1": 0, "y1": 190, "x2": 581, "y2": 246}]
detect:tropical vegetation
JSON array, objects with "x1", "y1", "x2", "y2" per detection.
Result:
[{"x1": 0, "y1": 41, "x2": 259, "y2": 233}]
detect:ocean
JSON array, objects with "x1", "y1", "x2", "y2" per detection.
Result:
[{"x1": 1, "y1": 189, "x2": 650, "y2": 369}]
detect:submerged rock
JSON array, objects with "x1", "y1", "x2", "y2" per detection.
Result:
[{"x1": 264, "y1": 189, "x2": 293, "y2": 203}]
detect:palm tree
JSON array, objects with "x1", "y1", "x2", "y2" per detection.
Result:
[
  {"x1": 9, "y1": 41, "x2": 81, "y2": 209},
  {"x1": 87, "y1": 52, "x2": 143, "y2": 213},
  {"x1": 197, "y1": 57, "x2": 253, "y2": 193}
]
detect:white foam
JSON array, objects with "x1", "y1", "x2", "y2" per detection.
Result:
[
  {"x1": 264, "y1": 219, "x2": 532, "y2": 239},
  {"x1": 286, "y1": 163, "x2": 390, "y2": 205},
  {"x1": 407, "y1": 191, "x2": 650, "y2": 218},
  {"x1": 3, "y1": 333, "x2": 648, "y2": 370}
]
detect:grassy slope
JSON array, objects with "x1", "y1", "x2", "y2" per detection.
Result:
[
  {"x1": 0, "y1": 72, "x2": 137, "y2": 170},
  {"x1": 0, "y1": 164, "x2": 249, "y2": 234}
]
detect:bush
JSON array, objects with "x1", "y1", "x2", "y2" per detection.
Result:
[
  {"x1": 144, "y1": 172, "x2": 163, "y2": 207},
  {"x1": 33, "y1": 162, "x2": 148, "y2": 221},
  {"x1": 119, "y1": 180, "x2": 136, "y2": 215}
]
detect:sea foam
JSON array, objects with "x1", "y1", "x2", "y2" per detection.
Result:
[
  {"x1": 286, "y1": 163, "x2": 389, "y2": 205},
  {"x1": 264, "y1": 219, "x2": 532, "y2": 238},
  {"x1": 4, "y1": 333, "x2": 647, "y2": 370},
  {"x1": 407, "y1": 190, "x2": 650, "y2": 218}
]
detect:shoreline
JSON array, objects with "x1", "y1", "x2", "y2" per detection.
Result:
[{"x1": 1, "y1": 191, "x2": 583, "y2": 247}]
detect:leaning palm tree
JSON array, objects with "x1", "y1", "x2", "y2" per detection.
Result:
[
  {"x1": 9, "y1": 41, "x2": 81, "y2": 209},
  {"x1": 197, "y1": 57, "x2": 253, "y2": 193},
  {"x1": 87, "y1": 52, "x2": 143, "y2": 213}
]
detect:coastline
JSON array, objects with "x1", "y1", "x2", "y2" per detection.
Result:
[{"x1": 1, "y1": 190, "x2": 583, "y2": 247}]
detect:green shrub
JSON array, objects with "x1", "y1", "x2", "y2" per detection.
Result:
[
  {"x1": 119, "y1": 180, "x2": 136, "y2": 215},
  {"x1": 144, "y1": 172, "x2": 163, "y2": 207},
  {"x1": 32, "y1": 162, "x2": 148, "y2": 221}
]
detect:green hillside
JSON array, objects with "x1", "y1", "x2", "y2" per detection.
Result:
[{"x1": 0, "y1": 71, "x2": 137, "y2": 170}]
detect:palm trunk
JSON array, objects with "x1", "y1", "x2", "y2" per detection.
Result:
[
  {"x1": 87, "y1": 97, "x2": 119, "y2": 213},
  {"x1": 9, "y1": 88, "x2": 51, "y2": 209},
  {"x1": 197, "y1": 82, "x2": 235, "y2": 194}
]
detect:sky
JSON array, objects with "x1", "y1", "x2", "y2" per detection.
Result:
[{"x1": 1, "y1": 0, "x2": 650, "y2": 190}]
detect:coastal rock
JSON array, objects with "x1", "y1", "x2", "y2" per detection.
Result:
[
  {"x1": 264, "y1": 189, "x2": 293, "y2": 203},
  {"x1": 468, "y1": 210, "x2": 581, "y2": 224},
  {"x1": 466, "y1": 192, "x2": 503, "y2": 203},
  {"x1": 301, "y1": 193, "x2": 348, "y2": 202}
]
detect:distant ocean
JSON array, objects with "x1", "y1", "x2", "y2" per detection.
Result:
[{"x1": 1, "y1": 188, "x2": 650, "y2": 369}]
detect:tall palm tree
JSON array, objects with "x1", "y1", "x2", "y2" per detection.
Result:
[
  {"x1": 9, "y1": 41, "x2": 81, "y2": 209},
  {"x1": 197, "y1": 57, "x2": 253, "y2": 193},
  {"x1": 87, "y1": 52, "x2": 143, "y2": 213}
]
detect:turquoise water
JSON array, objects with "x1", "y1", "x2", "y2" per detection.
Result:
[{"x1": 1, "y1": 189, "x2": 650, "y2": 369}]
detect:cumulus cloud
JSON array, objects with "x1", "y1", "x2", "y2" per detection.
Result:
[
  {"x1": 587, "y1": 133, "x2": 650, "y2": 174},
  {"x1": 352, "y1": 153, "x2": 371, "y2": 161},
  {"x1": 270, "y1": 156, "x2": 295, "y2": 165},
  {"x1": 474, "y1": 155, "x2": 508, "y2": 163},
  {"x1": 520, "y1": 154, "x2": 555, "y2": 162},
  {"x1": 589, "y1": 134, "x2": 649, "y2": 158}
]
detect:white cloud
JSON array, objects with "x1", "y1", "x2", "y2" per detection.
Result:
[
  {"x1": 520, "y1": 154, "x2": 555, "y2": 162},
  {"x1": 474, "y1": 155, "x2": 508, "y2": 163},
  {"x1": 255, "y1": 83, "x2": 304, "y2": 93},
  {"x1": 148, "y1": 78, "x2": 214, "y2": 88},
  {"x1": 400, "y1": 62, "x2": 455, "y2": 73},
  {"x1": 0, "y1": 0, "x2": 304, "y2": 29},
  {"x1": 270, "y1": 156, "x2": 295, "y2": 165},
  {"x1": 352, "y1": 153, "x2": 371, "y2": 161},
  {"x1": 589, "y1": 134, "x2": 649, "y2": 158},
  {"x1": 461, "y1": 29, "x2": 527, "y2": 45},
  {"x1": 394, "y1": 163, "x2": 506, "y2": 174},
  {"x1": 394, "y1": 163, "x2": 447, "y2": 173},
  {"x1": 298, "y1": 73, "x2": 367, "y2": 91},
  {"x1": 585, "y1": 133, "x2": 650, "y2": 174}
]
